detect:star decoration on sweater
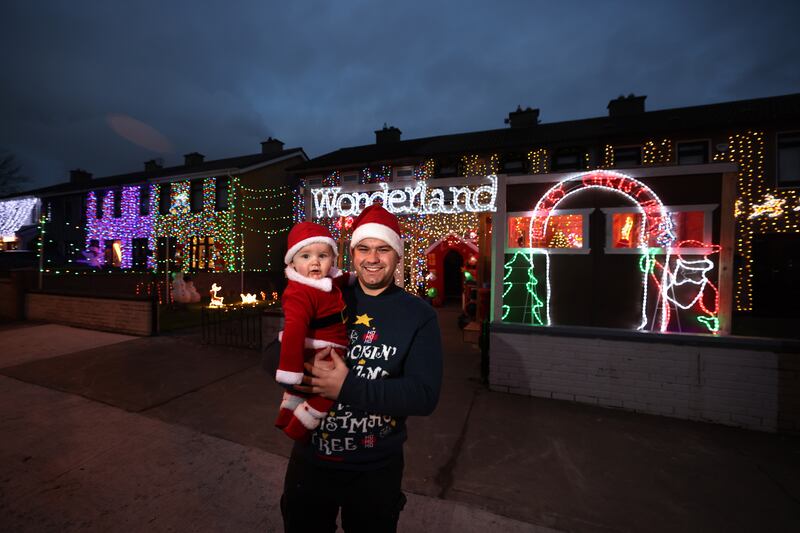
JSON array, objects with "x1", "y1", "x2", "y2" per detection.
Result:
[{"x1": 354, "y1": 313, "x2": 373, "y2": 327}]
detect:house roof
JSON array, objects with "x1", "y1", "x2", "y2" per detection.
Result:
[
  {"x1": 13, "y1": 147, "x2": 307, "y2": 199},
  {"x1": 289, "y1": 93, "x2": 800, "y2": 173}
]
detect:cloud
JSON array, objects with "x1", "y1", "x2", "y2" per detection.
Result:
[{"x1": 0, "y1": 0, "x2": 798, "y2": 188}]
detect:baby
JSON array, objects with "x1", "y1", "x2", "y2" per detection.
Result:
[{"x1": 275, "y1": 222, "x2": 350, "y2": 440}]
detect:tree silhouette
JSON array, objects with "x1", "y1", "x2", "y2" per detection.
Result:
[{"x1": 0, "y1": 150, "x2": 30, "y2": 196}]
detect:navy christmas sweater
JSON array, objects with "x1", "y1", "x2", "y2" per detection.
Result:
[{"x1": 304, "y1": 282, "x2": 443, "y2": 469}]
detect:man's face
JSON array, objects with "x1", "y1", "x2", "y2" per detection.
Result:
[{"x1": 352, "y1": 238, "x2": 399, "y2": 295}]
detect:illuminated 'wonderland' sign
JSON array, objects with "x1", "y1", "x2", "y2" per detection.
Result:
[{"x1": 311, "y1": 175, "x2": 497, "y2": 218}]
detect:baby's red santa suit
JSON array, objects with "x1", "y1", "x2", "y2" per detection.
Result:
[{"x1": 276, "y1": 222, "x2": 350, "y2": 440}]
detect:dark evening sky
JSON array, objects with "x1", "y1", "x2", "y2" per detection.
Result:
[{"x1": 2, "y1": 0, "x2": 798, "y2": 189}]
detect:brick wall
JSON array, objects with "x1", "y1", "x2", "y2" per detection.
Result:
[
  {"x1": 489, "y1": 324, "x2": 800, "y2": 433},
  {"x1": 26, "y1": 292, "x2": 153, "y2": 336},
  {"x1": 0, "y1": 278, "x2": 21, "y2": 320}
]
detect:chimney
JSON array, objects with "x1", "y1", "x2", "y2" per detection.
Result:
[
  {"x1": 375, "y1": 124, "x2": 402, "y2": 144},
  {"x1": 183, "y1": 152, "x2": 205, "y2": 166},
  {"x1": 505, "y1": 106, "x2": 540, "y2": 128},
  {"x1": 69, "y1": 168, "x2": 92, "y2": 183},
  {"x1": 608, "y1": 94, "x2": 647, "y2": 117},
  {"x1": 144, "y1": 159, "x2": 163, "y2": 172},
  {"x1": 261, "y1": 137, "x2": 285, "y2": 155}
]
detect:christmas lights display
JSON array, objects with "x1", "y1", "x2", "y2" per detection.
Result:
[
  {"x1": 642, "y1": 139, "x2": 673, "y2": 166},
  {"x1": 0, "y1": 197, "x2": 38, "y2": 240},
  {"x1": 461, "y1": 154, "x2": 500, "y2": 177},
  {"x1": 209, "y1": 283, "x2": 224, "y2": 307},
  {"x1": 241, "y1": 293, "x2": 258, "y2": 304},
  {"x1": 501, "y1": 251, "x2": 545, "y2": 325},
  {"x1": 713, "y1": 131, "x2": 800, "y2": 312},
  {"x1": 748, "y1": 194, "x2": 786, "y2": 219},
  {"x1": 240, "y1": 183, "x2": 293, "y2": 270},
  {"x1": 640, "y1": 241, "x2": 721, "y2": 334},
  {"x1": 508, "y1": 170, "x2": 683, "y2": 331},
  {"x1": 85, "y1": 187, "x2": 153, "y2": 269},
  {"x1": 311, "y1": 175, "x2": 498, "y2": 218},
  {"x1": 527, "y1": 149, "x2": 549, "y2": 174},
  {"x1": 150, "y1": 178, "x2": 239, "y2": 273}
]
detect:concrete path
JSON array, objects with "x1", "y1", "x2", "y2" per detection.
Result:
[
  {"x1": 0, "y1": 324, "x2": 135, "y2": 369},
  {"x1": 0, "y1": 375, "x2": 549, "y2": 532}
]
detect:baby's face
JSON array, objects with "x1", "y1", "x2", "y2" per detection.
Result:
[{"x1": 291, "y1": 242, "x2": 334, "y2": 280}]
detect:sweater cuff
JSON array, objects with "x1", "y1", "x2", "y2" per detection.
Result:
[{"x1": 338, "y1": 371, "x2": 361, "y2": 404}]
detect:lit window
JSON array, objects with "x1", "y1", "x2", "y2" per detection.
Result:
[
  {"x1": 777, "y1": 132, "x2": 800, "y2": 186},
  {"x1": 610, "y1": 210, "x2": 706, "y2": 249},
  {"x1": 191, "y1": 236, "x2": 215, "y2": 271},
  {"x1": 104, "y1": 239, "x2": 122, "y2": 267},
  {"x1": 508, "y1": 214, "x2": 585, "y2": 249}
]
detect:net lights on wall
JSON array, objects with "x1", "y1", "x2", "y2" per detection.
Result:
[{"x1": 0, "y1": 197, "x2": 38, "y2": 239}]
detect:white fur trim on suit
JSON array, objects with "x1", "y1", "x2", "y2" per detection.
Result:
[
  {"x1": 293, "y1": 402, "x2": 323, "y2": 430},
  {"x1": 281, "y1": 392, "x2": 304, "y2": 411},
  {"x1": 284, "y1": 236, "x2": 338, "y2": 265},
  {"x1": 285, "y1": 266, "x2": 332, "y2": 292},
  {"x1": 350, "y1": 222, "x2": 403, "y2": 257},
  {"x1": 276, "y1": 369, "x2": 304, "y2": 385},
  {"x1": 278, "y1": 330, "x2": 347, "y2": 350}
]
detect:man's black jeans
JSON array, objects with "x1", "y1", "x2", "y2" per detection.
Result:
[{"x1": 281, "y1": 445, "x2": 406, "y2": 533}]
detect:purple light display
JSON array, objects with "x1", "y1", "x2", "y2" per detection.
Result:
[{"x1": 86, "y1": 186, "x2": 154, "y2": 269}]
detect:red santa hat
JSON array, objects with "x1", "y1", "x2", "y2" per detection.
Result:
[
  {"x1": 284, "y1": 222, "x2": 338, "y2": 265},
  {"x1": 350, "y1": 204, "x2": 403, "y2": 257}
]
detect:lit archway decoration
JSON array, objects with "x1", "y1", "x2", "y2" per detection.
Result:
[{"x1": 528, "y1": 170, "x2": 676, "y2": 331}]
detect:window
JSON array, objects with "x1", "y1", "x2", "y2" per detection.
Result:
[
  {"x1": 507, "y1": 211, "x2": 588, "y2": 251},
  {"x1": 551, "y1": 148, "x2": 583, "y2": 171},
  {"x1": 104, "y1": 239, "x2": 122, "y2": 268},
  {"x1": 613, "y1": 146, "x2": 642, "y2": 168},
  {"x1": 190, "y1": 180, "x2": 203, "y2": 213},
  {"x1": 393, "y1": 167, "x2": 414, "y2": 181},
  {"x1": 341, "y1": 173, "x2": 360, "y2": 185},
  {"x1": 677, "y1": 141, "x2": 709, "y2": 165},
  {"x1": 215, "y1": 177, "x2": 229, "y2": 211},
  {"x1": 139, "y1": 185, "x2": 150, "y2": 216},
  {"x1": 604, "y1": 205, "x2": 714, "y2": 253},
  {"x1": 96, "y1": 191, "x2": 106, "y2": 219},
  {"x1": 778, "y1": 132, "x2": 800, "y2": 187},
  {"x1": 190, "y1": 236, "x2": 215, "y2": 271},
  {"x1": 113, "y1": 189, "x2": 122, "y2": 218},
  {"x1": 159, "y1": 184, "x2": 171, "y2": 215},
  {"x1": 306, "y1": 177, "x2": 324, "y2": 188},
  {"x1": 132, "y1": 238, "x2": 149, "y2": 269},
  {"x1": 503, "y1": 159, "x2": 525, "y2": 174},
  {"x1": 438, "y1": 165, "x2": 457, "y2": 178}
]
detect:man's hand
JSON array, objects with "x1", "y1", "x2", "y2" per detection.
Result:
[{"x1": 294, "y1": 348, "x2": 348, "y2": 400}]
